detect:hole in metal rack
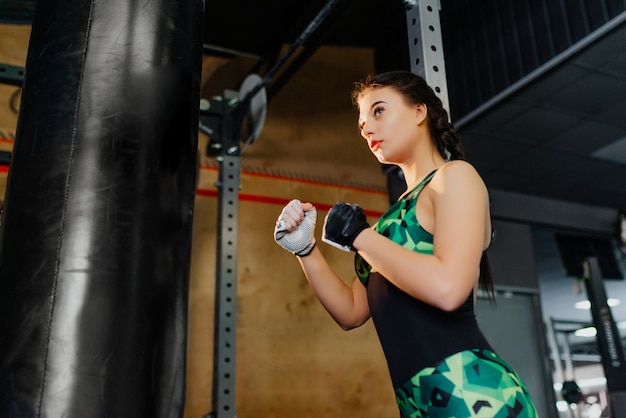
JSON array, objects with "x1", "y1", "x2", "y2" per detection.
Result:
[
  {"x1": 413, "y1": 38, "x2": 418, "y2": 45},
  {"x1": 433, "y1": 65, "x2": 439, "y2": 72}
]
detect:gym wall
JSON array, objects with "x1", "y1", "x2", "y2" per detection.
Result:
[{"x1": 185, "y1": 165, "x2": 398, "y2": 417}]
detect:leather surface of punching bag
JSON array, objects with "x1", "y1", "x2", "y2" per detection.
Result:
[{"x1": 0, "y1": 0, "x2": 203, "y2": 416}]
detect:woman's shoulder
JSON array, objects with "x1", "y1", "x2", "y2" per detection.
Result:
[
  {"x1": 432, "y1": 160, "x2": 488, "y2": 194},
  {"x1": 436, "y1": 160, "x2": 482, "y2": 179}
]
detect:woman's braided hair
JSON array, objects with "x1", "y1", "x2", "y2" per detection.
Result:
[
  {"x1": 351, "y1": 71, "x2": 496, "y2": 302},
  {"x1": 351, "y1": 70, "x2": 464, "y2": 161}
]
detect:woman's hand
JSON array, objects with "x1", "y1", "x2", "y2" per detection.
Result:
[
  {"x1": 274, "y1": 199, "x2": 317, "y2": 256},
  {"x1": 322, "y1": 202, "x2": 370, "y2": 252},
  {"x1": 275, "y1": 200, "x2": 371, "y2": 329}
]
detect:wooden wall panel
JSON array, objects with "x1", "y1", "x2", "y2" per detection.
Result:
[
  {"x1": 0, "y1": 24, "x2": 29, "y2": 148},
  {"x1": 185, "y1": 167, "x2": 397, "y2": 418}
]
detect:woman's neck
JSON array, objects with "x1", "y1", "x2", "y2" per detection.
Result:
[{"x1": 400, "y1": 150, "x2": 446, "y2": 191}]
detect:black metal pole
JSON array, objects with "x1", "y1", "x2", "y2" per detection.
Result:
[
  {"x1": 242, "y1": 0, "x2": 342, "y2": 107},
  {"x1": 583, "y1": 257, "x2": 626, "y2": 418},
  {"x1": 0, "y1": 0, "x2": 203, "y2": 416}
]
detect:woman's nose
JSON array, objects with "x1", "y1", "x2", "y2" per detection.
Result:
[{"x1": 361, "y1": 119, "x2": 373, "y2": 138}]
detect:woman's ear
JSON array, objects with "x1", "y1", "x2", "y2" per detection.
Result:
[{"x1": 415, "y1": 103, "x2": 428, "y2": 125}]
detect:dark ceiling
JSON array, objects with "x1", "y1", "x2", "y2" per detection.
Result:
[
  {"x1": 459, "y1": 19, "x2": 626, "y2": 211},
  {"x1": 203, "y1": 0, "x2": 407, "y2": 58},
  {"x1": 202, "y1": 0, "x2": 626, "y2": 212}
]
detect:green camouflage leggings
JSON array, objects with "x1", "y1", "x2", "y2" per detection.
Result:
[{"x1": 395, "y1": 349, "x2": 538, "y2": 418}]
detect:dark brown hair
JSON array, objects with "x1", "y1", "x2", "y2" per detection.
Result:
[
  {"x1": 352, "y1": 71, "x2": 464, "y2": 162},
  {"x1": 352, "y1": 71, "x2": 495, "y2": 301}
]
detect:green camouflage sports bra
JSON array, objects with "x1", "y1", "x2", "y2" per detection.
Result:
[{"x1": 355, "y1": 170, "x2": 437, "y2": 284}]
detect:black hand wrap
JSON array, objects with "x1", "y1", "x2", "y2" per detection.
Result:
[{"x1": 322, "y1": 202, "x2": 370, "y2": 252}]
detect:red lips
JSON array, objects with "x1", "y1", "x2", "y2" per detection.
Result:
[{"x1": 369, "y1": 140, "x2": 382, "y2": 150}]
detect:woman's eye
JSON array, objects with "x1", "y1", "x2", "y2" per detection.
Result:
[{"x1": 373, "y1": 107, "x2": 383, "y2": 116}]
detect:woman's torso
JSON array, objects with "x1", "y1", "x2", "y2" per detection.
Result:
[{"x1": 355, "y1": 170, "x2": 492, "y2": 388}]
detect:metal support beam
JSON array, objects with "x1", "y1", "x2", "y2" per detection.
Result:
[
  {"x1": 0, "y1": 63, "x2": 24, "y2": 87},
  {"x1": 203, "y1": 91, "x2": 242, "y2": 418},
  {"x1": 203, "y1": 2, "x2": 344, "y2": 417},
  {"x1": 404, "y1": 0, "x2": 450, "y2": 114},
  {"x1": 546, "y1": 318, "x2": 565, "y2": 383},
  {"x1": 0, "y1": 0, "x2": 36, "y2": 24},
  {"x1": 583, "y1": 257, "x2": 626, "y2": 418},
  {"x1": 242, "y1": 0, "x2": 342, "y2": 105},
  {"x1": 385, "y1": 0, "x2": 451, "y2": 201}
]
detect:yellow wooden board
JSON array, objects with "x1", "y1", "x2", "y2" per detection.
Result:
[{"x1": 186, "y1": 167, "x2": 396, "y2": 418}]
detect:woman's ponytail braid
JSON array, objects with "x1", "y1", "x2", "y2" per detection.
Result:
[{"x1": 421, "y1": 81, "x2": 464, "y2": 161}]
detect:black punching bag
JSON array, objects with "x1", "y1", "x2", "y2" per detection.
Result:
[{"x1": 0, "y1": 0, "x2": 202, "y2": 416}]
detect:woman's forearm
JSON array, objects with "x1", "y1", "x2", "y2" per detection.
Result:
[
  {"x1": 353, "y1": 229, "x2": 479, "y2": 311},
  {"x1": 297, "y1": 247, "x2": 370, "y2": 330}
]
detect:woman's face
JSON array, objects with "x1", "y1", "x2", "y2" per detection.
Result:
[{"x1": 357, "y1": 86, "x2": 424, "y2": 165}]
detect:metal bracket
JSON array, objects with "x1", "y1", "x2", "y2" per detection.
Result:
[{"x1": 0, "y1": 63, "x2": 24, "y2": 87}]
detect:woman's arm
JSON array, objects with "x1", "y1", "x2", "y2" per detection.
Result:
[
  {"x1": 352, "y1": 161, "x2": 490, "y2": 311},
  {"x1": 297, "y1": 247, "x2": 371, "y2": 330},
  {"x1": 275, "y1": 200, "x2": 371, "y2": 330}
]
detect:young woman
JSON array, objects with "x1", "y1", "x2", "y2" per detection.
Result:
[{"x1": 273, "y1": 71, "x2": 537, "y2": 417}]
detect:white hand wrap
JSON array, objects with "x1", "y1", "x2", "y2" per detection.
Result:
[{"x1": 274, "y1": 200, "x2": 317, "y2": 256}]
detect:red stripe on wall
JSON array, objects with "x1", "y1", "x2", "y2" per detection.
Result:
[
  {"x1": 199, "y1": 165, "x2": 386, "y2": 196},
  {"x1": 0, "y1": 164, "x2": 385, "y2": 218},
  {"x1": 196, "y1": 187, "x2": 385, "y2": 218}
]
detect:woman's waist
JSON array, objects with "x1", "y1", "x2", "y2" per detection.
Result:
[{"x1": 375, "y1": 321, "x2": 492, "y2": 388}]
